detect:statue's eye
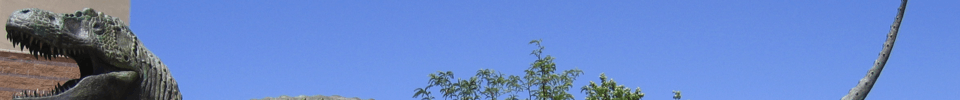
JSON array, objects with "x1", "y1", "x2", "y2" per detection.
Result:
[
  {"x1": 94, "y1": 23, "x2": 102, "y2": 29},
  {"x1": 94, "y1": 23, "x2": 105, "y2": 35}
]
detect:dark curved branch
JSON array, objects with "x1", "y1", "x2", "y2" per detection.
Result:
[{"x1": 841, "y1": 0, "x2": 907, "y2": 100}]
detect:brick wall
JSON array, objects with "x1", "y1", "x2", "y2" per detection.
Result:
[{"x1": 0, "y1": 51, "x2": 78, "y2": 100}]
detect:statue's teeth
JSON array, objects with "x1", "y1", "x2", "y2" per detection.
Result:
[
  {"x1": 20, "y1": 43, "x2": 26, "y2": 51},
  {"x1": 27, "y1": 38, "x2": 33, "y2": 46},
  {"x1": 11, "y1": 39, "x2": 18, "y2": 47},
  {"x1": 55, "y1": 83, "x2": 60, "y2": 93},
  {"x1": 32, "y1": 51, "x2": 39, "y2": 59}
]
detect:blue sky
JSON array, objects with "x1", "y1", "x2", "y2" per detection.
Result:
[{"x1": 130, "y1": 0, "x2": 958, "y2": 100}]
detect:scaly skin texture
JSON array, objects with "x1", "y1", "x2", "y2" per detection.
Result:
[
  {"x1": 6, "y1": 8, "x2": 181, "y2": 100},
  {"x1": 840, "y1": 0, "x2": 907, "y2": 100}
]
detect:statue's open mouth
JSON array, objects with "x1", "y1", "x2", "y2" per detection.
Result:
[
  {"x1": 6, "y1": 8, "x2": 177, "y2": 99},
  {"x1": 6, "y1": 29, "x2": 136, "y2": 98}
]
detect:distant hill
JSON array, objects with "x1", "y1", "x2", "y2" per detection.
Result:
[{"x1": 253, "y1": 95, "x2": 373, "y2": 100}]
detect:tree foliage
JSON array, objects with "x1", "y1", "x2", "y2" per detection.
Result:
[
  {"x1": 524, "y1": 39, "x2": 584, "y2": 100},
  {"x1": 415, "y1": 39, "x2": 678, "y2": 100},
  {"x1": 413, "y1": 40, "x2": 584, "y2": 100},
  {"x1": 413, "y1": 70, "x2": 523, "y2": 100},
  {"x1": 672, "y1": 90, "x2": 682, "y2": 100},
  {"x1": 580, "y1": 73, "x2": 644, "y2": 100}
]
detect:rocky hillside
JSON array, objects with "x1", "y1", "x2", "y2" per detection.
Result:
[{"x1": 253, "y1": 95, "x2": 374, "y2": 100}]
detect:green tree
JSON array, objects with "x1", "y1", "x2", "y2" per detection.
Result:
[
  {"x1": 414, "y1": 39, "x2": 584, "y2": 100},
  {"x1": 523, "y1": 39, "x2": 584, "y2": 100},
  {"x1": 413, "y1": 70, "x2": 522, "y2": 100},
  {"x1": 580, "y1": 73, "x2": 644, "y2": 100},
  {"x1": 672, "y1": 90, "x2": 681, "y2": 100},
  {"x1": 476, "y1": 69, "x2": 525, "y2": 100}
]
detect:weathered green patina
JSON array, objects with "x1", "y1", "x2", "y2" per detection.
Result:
[{"x1": 6, "y1": 8, "x2": 181, "y2": 100}]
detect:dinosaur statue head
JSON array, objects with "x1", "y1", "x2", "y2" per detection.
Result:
[{"x1": 6, "y1": 8, "x2": 142, "y2": 99}]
